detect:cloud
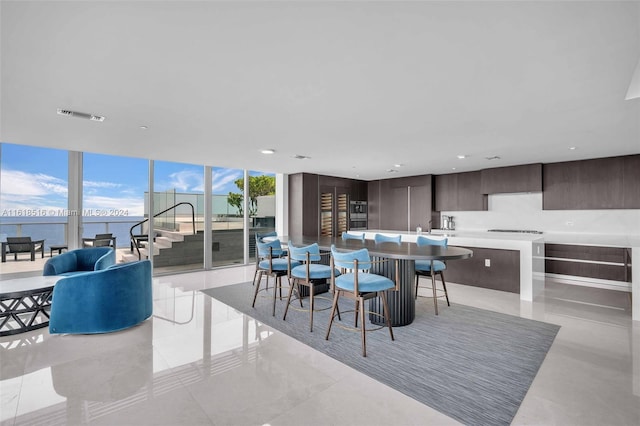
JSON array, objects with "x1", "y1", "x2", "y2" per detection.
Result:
[
  {"x1": 1, "y1": 169, "x2": 67, "y2": 198},
  {"x1": 212, "y1": 168, "x2": 242, "y2": 193},
  {"x1": 0, "y1": 169, "x2": 143, "y2": 216},
  {"x1": 163, "y1": 170, "x2": 205, "y2": 192},
  {"x1": 83, "y1": 180, "x2": 123, "y2": 189}
]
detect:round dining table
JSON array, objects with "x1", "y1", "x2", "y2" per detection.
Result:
[{"x1": 288, "y1": 235, "x2": 473, "y2": 326}]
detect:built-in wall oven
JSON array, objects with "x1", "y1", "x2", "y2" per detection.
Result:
[{"x1": 349, "y1": 201, "x2": 368, "y2": 230}]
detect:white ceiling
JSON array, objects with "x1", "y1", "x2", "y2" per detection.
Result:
[{"x1": 2, "y1": 1, "x2": 639, "y2": 181}]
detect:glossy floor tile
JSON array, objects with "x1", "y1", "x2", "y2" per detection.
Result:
[{"x1": 1, "y1": 265, "x2": 639, "y2": 425}]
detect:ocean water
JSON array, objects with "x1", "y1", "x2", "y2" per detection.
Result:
[{"x1": 0, "y1": 216, "x2": 145, "y2": 250}]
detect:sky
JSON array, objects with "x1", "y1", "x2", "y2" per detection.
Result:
[{"x1": 0, "y1": 143, "x2": 271, "y2": 218}]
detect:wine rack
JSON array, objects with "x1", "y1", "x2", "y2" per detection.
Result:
[
  {"x1": 320, "y1": 192, "x2": 334, "y2": 236},
  {"x1": 337, "y1": 193, "x2": 348, "y2": 235}
]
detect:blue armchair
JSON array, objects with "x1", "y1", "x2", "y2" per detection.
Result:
[
  {"x1": 43, "y1": 247, "x2": 115, "y2": 276},
  {"x1": 49, "y1": 260, "x2": 152, "y2": 334}
]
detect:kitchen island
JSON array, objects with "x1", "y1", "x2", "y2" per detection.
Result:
[
  {"x1": 364, "y1": 230, "x2": 640, "y2": 322},
  {"x1": 363, "y1": 230, "x2": 545, "y2": 302}
]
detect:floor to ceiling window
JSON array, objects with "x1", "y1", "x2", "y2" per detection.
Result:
[
  {"x1": 82, "y1": 152, "x2": 147, "y2": 263},
  {"x1": 153, "y1": 160, "x2": 205, "y2": 274},
  {"x1": 0, "y1": 143, "x2": 69, "y2": 274},
  {"x1": 247, "y1": 170, "x2": 276, "y2": 262},
  {"x1": 211, "y1": 167, "x2": 245, "y2": 266}
]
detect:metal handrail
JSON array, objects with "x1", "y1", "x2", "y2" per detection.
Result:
[{"x1": 129, "y1": 202, "x2": 196, "y2": 260}]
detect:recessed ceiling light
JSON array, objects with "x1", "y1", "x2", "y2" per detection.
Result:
[
  {"x1": 394, "y1": 163, "x2": 403, "y2": 168},
  {"x1": 57, "y1": 108, "x2": 105, "y2": 122},
  {"x1": 139, "y1": 125, "x2": 148, "y2": 130},
  {"x1": 568, "y1": 146, "x2": 577, "y2": 150},
  {"x1": 452, "y1": 167, "x2": 457, "y2": 170},
  {"x1": 457, "y1": 155, "x2": 467, "y2": 159},
  {"x1": 260, "y1": 149, "x2": 275, "y2": 155}
]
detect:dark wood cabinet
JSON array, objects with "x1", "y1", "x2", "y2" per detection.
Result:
[
  {"x1": 367, "y1": 180, "x2": 381, "y2": 230},
  {"x1": 377, "y1": 179, "x2": 408, "y2": 231},
  {"x1": 444, "y1": 247, "x2": 520, "y2": 293},
  {"x1": 480, "y1": 163, "x2": 542, "y2": 194},
  {"x1": 434, "y1": 174, "x2": 457, "y2": 211},
  {"x1": 289, "y1": 173, "x2": 320, "y2": 237},
  {"x1": 434, "y1": 171, "x2": 487, "y2": 211},
  {"x1": 409, "y1": 183, "x2": 431, "y2": 231},
  {"x1": 350, "y1": 180, "x2": 368, "y2": 202},
  {"x1": 369, "y1": 175, "x2": 432, "y2": 231},
  {"x1": 289, "y1": 173, "x2": 366, "y2": 238},
  {"x1": 542, "y1": 160, "x2": 582, "y2": 209},
  {"x1": 545, "y1": 244, "x2": 632, "y2": 283},
  {"x1": 457, "y1": 171, "x2": 487, "y2": 211},
  {"x1": 623, "y1": 155, "x2": 640, "y2": 208},
  {"x1": 543, "y1": 155, "x2": 638, "y2": 210}
]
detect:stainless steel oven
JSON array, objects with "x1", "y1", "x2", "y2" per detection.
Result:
[{"x1": 349, "y1": 201, "x2": 368, "y2": 230}]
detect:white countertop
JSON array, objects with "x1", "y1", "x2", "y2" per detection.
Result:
[
  {"x1": 366, "y1": 229, "x2": 640, "y2": 248},
  {"x1": 366, "y1": 229, "x2": 544, "y2": 243},
  {"x1": 542, "y1": 232, "x2": 640, "y2": 248}
]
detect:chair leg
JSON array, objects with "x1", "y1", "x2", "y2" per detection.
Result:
[
  {"x1": 272, "y1": 275, "x2": 279, "y2": 316},
  {"x1": 283, "y1": 277, "x2": 296, "y2": 321},
  {"x1": 439, "y1": 272, "x2": 450, "y2": 306},
  {"x1": 359, "y1": 297, "x2": 367, "y2": 357},
  {"x1": 325, "y1": 290, "x2": 341, "y2": 341},
  {"x1": 354, "y1": 300, "x2": 359, "y2": 327},
  {"x1": 297, "y1": 282, "x2": 304, "y2": 308},
  {"x1": 309, "y1": 282, "x2": 315, "y2": 332},
  {"x1": 251, "y1": 271, "x2": 264, "y2": 307},
  {"x1": 380, "y1": 291, "x2": 395, "y2": 342},
  {"x1": 415, "y1": 273, "x2": 420, "y2": 299},
  {"x1": 431, "y1": 271, "x2": 439, "y2": 315}
]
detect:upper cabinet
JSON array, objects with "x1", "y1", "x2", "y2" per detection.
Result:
[
  {"x1": 369, "y1": 175, "x2": 432, "y2": 231},
  {"x1": 622, "y1": 155, "x2": 640, "y2": 209},
  {"x1": 543, "y1": 155, "x2": 639, "y2": 210},
  {"x1": 480, "y1": 163, "x2": 542, "y2": 194},
  {"x1": 435, "y1": 171, "x2": 487, "y2": 211}
]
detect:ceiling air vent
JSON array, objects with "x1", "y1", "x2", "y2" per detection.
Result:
[
  {"x1": 485, "y1": 156, "x2": 501, "y2": 160},
  {"x1": 57, "y1": 108, "x2": 105, "y2": 122}
]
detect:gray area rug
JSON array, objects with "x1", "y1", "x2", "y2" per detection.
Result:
[{"x1": 202, "y1": 282, "x2": 559, "y2": 426}]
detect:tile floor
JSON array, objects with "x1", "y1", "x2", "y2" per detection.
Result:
[{"x1": 1, "y1": 265, "x2": 639, "y2": 425}]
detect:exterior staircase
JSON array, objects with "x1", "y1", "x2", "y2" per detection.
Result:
[
  {"x1": 121, "y1": 230, "x2": 188, "y2": 264},
  {"x1": 121, "y1": 228, "x2": 261, "y2": 267}
]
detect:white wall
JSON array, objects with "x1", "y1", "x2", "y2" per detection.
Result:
[{"x1": 441, "y1": 193, "x2": 640, "y2": 235}]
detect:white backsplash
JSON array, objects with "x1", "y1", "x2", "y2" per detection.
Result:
[{"x1": 440, "y1": 193, "x2": 640, "y2": 235}]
